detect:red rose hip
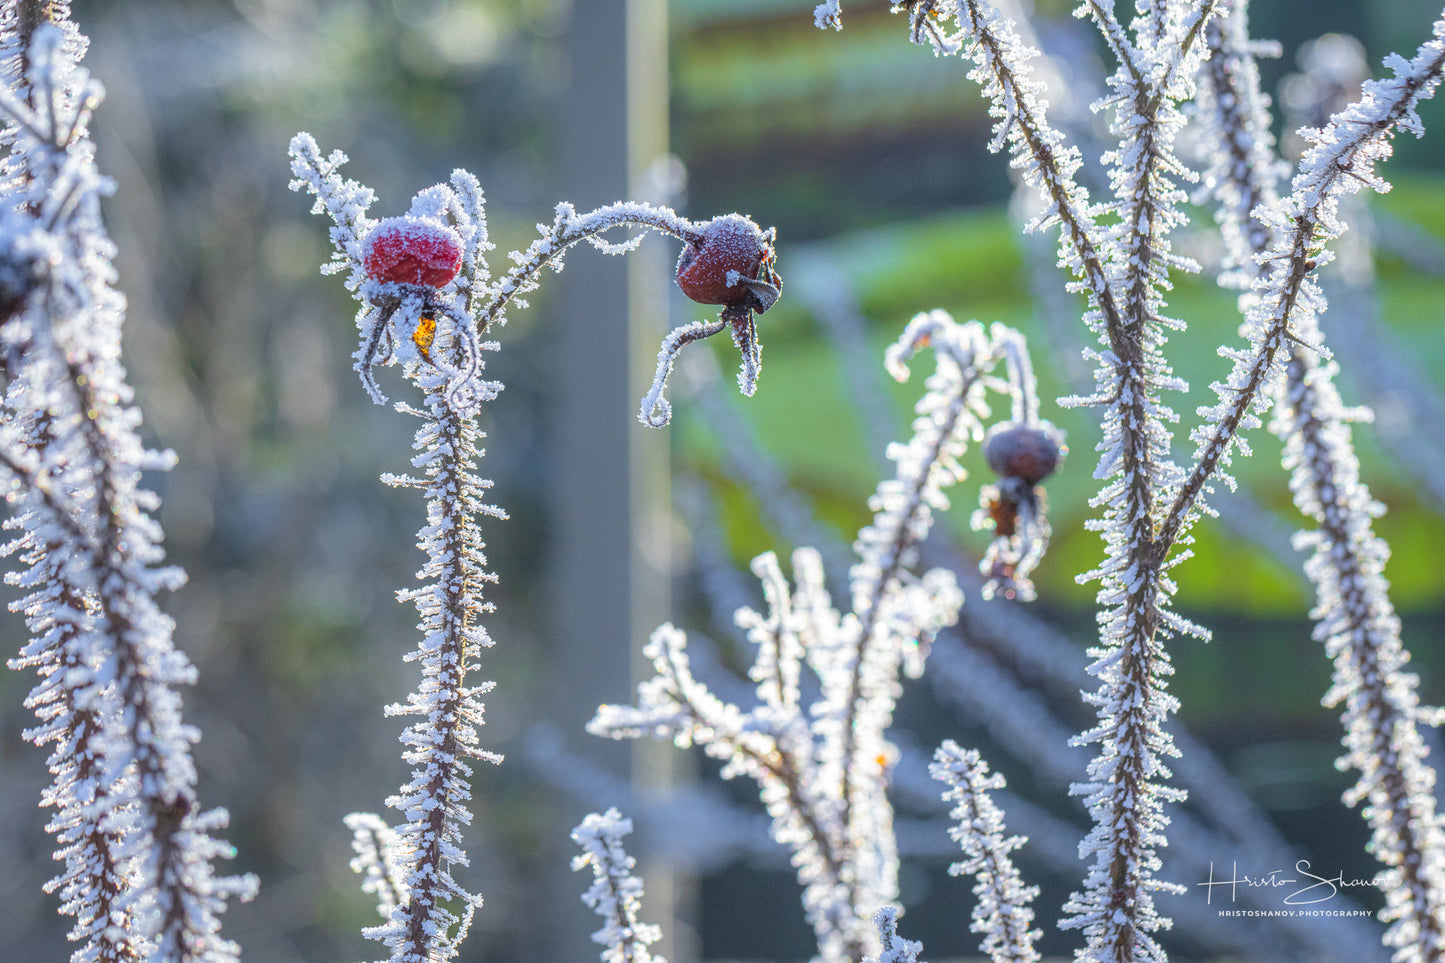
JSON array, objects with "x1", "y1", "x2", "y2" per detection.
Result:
[
  {"x1": 985, "y1": 423, "x2": 1064, "y2": 485},
  {"x1": 363, "y1": 217, "x2": 463, "y2": 288},
  {"x1": 676, "y1": 214, "x2": 770, "y2": 306}
]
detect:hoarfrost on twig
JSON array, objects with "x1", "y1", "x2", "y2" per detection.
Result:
[{"x1": 572, "y1": 808, "x2": 666, "y2": 963}]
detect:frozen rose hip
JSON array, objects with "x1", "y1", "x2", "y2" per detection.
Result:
[
  {"x1": 676, "y1": 214, "x2": 770, "y2": 306},
  {"x1": 363, "y1": 217, "x2": 463, "y2": 288},
  {"x1": 985, "y1": 423, "x2": 1063, "y2": 485}
]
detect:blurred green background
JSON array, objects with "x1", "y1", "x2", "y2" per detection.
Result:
[{"x1": 1, "y1": 0, "x2": 1444, "y2": 961}]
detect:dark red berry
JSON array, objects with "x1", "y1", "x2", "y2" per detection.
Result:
[
  {"x1": 676, "y1": 214, "x2": 770, "y2": 306},
  {"x1": 363, "y1": 217, "x2": 463, "y2": 288},
  {"x1": 985, "y1": 423, "x2": 1064, "y2": 485}
]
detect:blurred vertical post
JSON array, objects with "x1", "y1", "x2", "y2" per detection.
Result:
[{"x1": 552, "y1": 0, "x2": 683, "y2": 959}]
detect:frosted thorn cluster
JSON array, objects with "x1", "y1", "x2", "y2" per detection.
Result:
[
  {"x1": 2, "y1": 9, "x2": 256, "y2": 962},
  {"x1": 571, "y1": 808, "x2": 666, "y2": 963}
]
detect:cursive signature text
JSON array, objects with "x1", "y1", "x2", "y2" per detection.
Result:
[{"x1": 1197, "y1": 860, "x2": 1378, "y2": 906}]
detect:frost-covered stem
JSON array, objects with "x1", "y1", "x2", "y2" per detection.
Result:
[
  {"x1": 345, "y1": 813, "x2": 409, "y2": 920},
  {"x1": 951, "y1": 0, "x2": 1124, "y2": 342},
  {"x1": 571, "y1": 809, "x2": 665, "y2": 963},
  {"x1": 867, "y1": 907, "x2": 925, "y2": 963},
  {"x1": 71, "y1": 352, "x2": 231, "y2": 963},
  {"x1": 655, "y1": 616, "x2": 843, "y2": 879},
  {"x1": 371, "y1": 364, "x2": 503, "y2": 963},
  {"x1": 286, "y1": 133, "x2": 375, "y2": 290},
  {"x1": 293, "y1": 141, "x2": 506, "y2": 963},
  {"x1": 397, "y1": 419, "x2": 474, "y2": 957},
  {"x1": 2, "y1": 12, "x2": 254, "y2": 961},
  {"x1": 1282, "y1": 355, "x2": 1445, "y2": 962},
  {"x1": 1055, "y1": 6, "x2": 1223, "y2": 958},
  {"x1": 479, "y1": 201, "x2": 701, "y2": 332},
  {"x1": 640, "y1": 317, "x2": 727, "y2": 427},
  {"x1": 1164, "y1": 12, "x2": 1445, "y2": 551},
  {"x1": 996, "y1": 329, "x2": 1039, "y2": 425},
  {"x1": 1079, "y1": 1, "x2": 1143, "y2": 88},
  {"x1": 931, "y1": 742, "x2": 1040, "y2": 963},
  {"x1": 11, "y1": 525, "x2": 144, "y2": 963},
  {"x1": 659, "y1": 615, "x2": 853, "y2": 915},
  {"x1": 1193, "y1": 8, "x2": 1445, "y2": 959},
  {"x1": 592, "y1": 619, "x2": 859, "y2": 957},
  {"x1": 831, "y1": 316, "x2": 996, "y2": 953}
]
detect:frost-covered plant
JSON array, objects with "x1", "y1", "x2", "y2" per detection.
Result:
[
  {"x1": 791, "y1": 2, "x2": 1444, "y2": 962},
  {"x1": 1196, "y1": 3, "x2": 1445, "y2": 957},
  {"x1": 289, "y1": 133, "x2": 780, "y2": 430},
  {"x1": 867, "y1": 906, "x2": 926, "y2": 963},
  {"x1": 289, "y1": 133, "x2": 782, "y2": 961},
  {"x1": 591, "y1": 315, "x2": 1055, "y2": 962},
  {"x1": 572, "y1": 808, "x2": 666, "y2": 963},
  {"x1": 594, "y1": 3, "x2": 1445, "y2": 963},
  {"x1": 930, "y1": 742, "x2": 1040, "y2": 963},
  {"x1": 0, "y1": 5, "x2": 256, "y2": 962}
]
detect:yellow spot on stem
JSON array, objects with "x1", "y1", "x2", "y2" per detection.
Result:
[{"x1": 414, "y1": 311, "x2": 438, "y2": 362}]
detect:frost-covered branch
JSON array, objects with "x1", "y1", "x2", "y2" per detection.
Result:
[
  {"x1": 293, "y1": 132, "x2": 786, "y2": 959},
  {"x1": 345, "y1": 812, "x2": 410, "y2": 921},
  {"x1": 930, "y1": 742, "x2": 1040, "y2": 963},
  {"x1": 866, "y1": 906, "x2": 926, "y2": 963},
  {"x1": 479, "y1": 200, "x2": 700, "y2": 332},
  {"x1": 2, "y1": 10, "x2": 255, "y2": 962},
  {"x1": 572, "y1": 809, "x2": 666, "y2": 963},
  {"x1": 1162, "y1": 7, "x2": 1445, "y2": 551},
  {"x1": 475, "y1": 204, "x2": 781, "y2": 427},
  {"x1": 293, "y1": 137, "x2": 780, "y2": 426},
  {"x1": 1051, "y1": 8, "x2": 1221, "y2": 958},
  {"x1": 1189, "y1": 8, "x2": 1445, "y2": 960}
]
